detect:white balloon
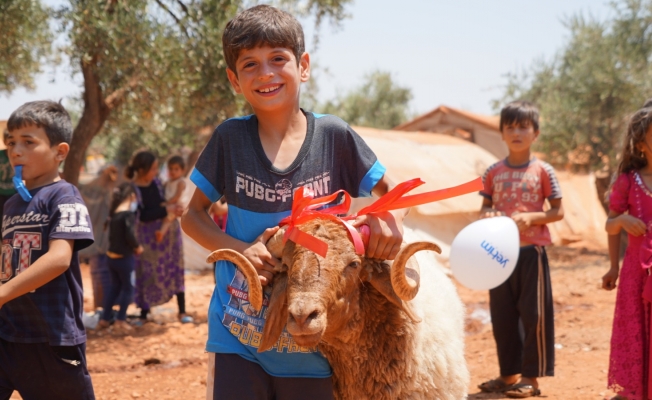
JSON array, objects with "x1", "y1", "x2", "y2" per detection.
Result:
[{"x1": 449, "y1": 216, "x2": 520, "y2": 290}]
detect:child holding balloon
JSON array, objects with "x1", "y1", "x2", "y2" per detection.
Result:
[
  {"x1": 477, "y1": 101, "x2": 564, "y2": 398},
  {"x1": 602, "y1": 106, "x2": 652, "y2": 400}
]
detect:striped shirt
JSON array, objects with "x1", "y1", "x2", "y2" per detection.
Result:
[{"x1": 480, "y1": 158, "x2": 562, "y2": 246}]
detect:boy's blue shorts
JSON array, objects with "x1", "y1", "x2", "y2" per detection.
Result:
[{"x1": 0, "y1": 338, "x2": 95, "y2": 400}]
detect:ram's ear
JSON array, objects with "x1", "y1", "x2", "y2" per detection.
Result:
[
  {"x1": 366, "y1": 263, "x2": 422, "y2": 323},
  {"x1": 258, "y1": 273, "x2": 289, "y2": 352}
]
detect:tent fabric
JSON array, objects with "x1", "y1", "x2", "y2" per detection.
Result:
[
  {"x1": 180, "y1": 125, "x2": 608, "y2": 270},
  {"x1": 352, "y1": 126, "x2": 608, "y2": 252},
  {"x1": 353, "y1": 126, "x2": 496, "y2": 216}
]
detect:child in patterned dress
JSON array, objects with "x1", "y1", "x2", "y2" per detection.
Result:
[{"x1": 603, "y1": 106, "x2": 652, "y2": 400}]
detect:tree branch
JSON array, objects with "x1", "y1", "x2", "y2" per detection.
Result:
[
  {"x1": 104, "y1": 75, "x2": 141, "y2": 110},
  {"x1": 176, "y1": 0, "x2": 189, "y2": 16},
  {"x1": 154, "y1": 0, "x2": 190, "y2": 38}
]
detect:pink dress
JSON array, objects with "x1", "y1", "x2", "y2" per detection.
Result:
[{"x1": 608, "y1": 172, "x2": 651, "y2": 399}]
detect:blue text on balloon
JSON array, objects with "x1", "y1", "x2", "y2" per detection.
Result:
[{"x1": 481, "y1": 240, "x2": 509, "y2": 268}]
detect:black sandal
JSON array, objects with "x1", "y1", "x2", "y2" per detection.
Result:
[{"x1": 478, "y1": 378, "x2": 514, "y2": 393}]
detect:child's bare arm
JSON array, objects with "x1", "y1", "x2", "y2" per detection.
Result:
[
  {"x1": 181, "y1": 188, "x2": 278, "y2": 285},
  {"x1": 603, "y1": 230, "x2": 621, "y2": 290},
  {"x1": 606, "y1": 209, "x2": 646, "y2": 236},
  {"x1": 0, "y1": 239, "x2": 73, "y2": 308},
  {"x1": 351, "y1": 174, "x2": 407, "y2": 261},
  {"x1": 168, "y1": 179, "x2": 187, "y2": 205},
  {"x1": 511, "y1": 198, "x2": 564, "y2": 231},
  {"x1": 479, "y1": 197, "x2": 504, "y2": 218}
]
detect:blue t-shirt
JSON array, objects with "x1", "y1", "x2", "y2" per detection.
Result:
[
  {"x1": 191, "y1": 111, "x2": 385, "y2": 378},
  {"x1": 0, "y1": 180, "x2": 93, "y2": 346}
]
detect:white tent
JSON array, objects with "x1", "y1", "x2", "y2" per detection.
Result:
[
  {"x1": 351, "y1": 126, "x2": 608, "y2": 260},
  {"x1": 181, "y1": 125, "x2": 608, "y2": 271}
]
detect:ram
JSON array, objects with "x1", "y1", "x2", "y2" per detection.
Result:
[{"x1": 209, "y1": 218, "x2": 469, "y2": 400}]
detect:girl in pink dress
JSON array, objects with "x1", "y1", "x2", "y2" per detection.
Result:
[{"x1": 604, "y1": 107, "x2": 652, "y2": 400}]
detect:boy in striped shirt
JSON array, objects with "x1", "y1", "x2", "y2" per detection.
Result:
[{"x1": 477, "y1": 101, "x2": 564, "y2": 399}]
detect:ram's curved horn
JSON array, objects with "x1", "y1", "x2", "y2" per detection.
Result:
[
  {"x1": 207, "y1": 249, "x2": 263, "y2": 312},
  {"x1": 390, "y1": 242, "x2": 441, "y2": 300},
  {"x1": 265, "y1": 226, "x2": 287, "y2": 259}
]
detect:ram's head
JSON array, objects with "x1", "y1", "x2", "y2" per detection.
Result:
[{"x1": 207, "y1": 218, "x2": 440, "y2": 352}]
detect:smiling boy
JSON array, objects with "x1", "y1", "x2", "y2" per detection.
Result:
[
  {"x1": 0, "y1": 101, "x2": 95, "y2": 399},
  {"x1": 478, "y1": 101, "x2": 564, "y2": 398},
  {"x1": 181, "y1": 5, "x2": 407, "y2": 400}
]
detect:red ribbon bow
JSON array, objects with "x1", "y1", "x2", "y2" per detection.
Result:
[{"x1": 279, "y1": 177, "x2": 484, "y2": 258}]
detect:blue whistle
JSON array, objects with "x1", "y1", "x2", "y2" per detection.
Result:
[{"x1": 13, "y1": 166, "x2": 32, "y2": 202}]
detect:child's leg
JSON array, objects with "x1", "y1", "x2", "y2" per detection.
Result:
[
  {"x1": 4, "y1": 339, "x2": 95, "y2": 400},
  {"x1": 517, "y1": 246, "x2": 555, "y2": 378},
  {"x1": 112, "y1": 255, "x2": 135, "y2": 321},
  {"x1": 209, "y1": 353, "x2": 272, "y2": 399},
  {"x1": 155, "y1": 214, "x2": 174, "y2": 242},
  {"x1": 0, "y1": 341, "x2": 15, "y2": 399},
  {"x1": 100, "y1": 259, "x2": 123, "y2": 322},
  {"x1": 273, "y1": 374, "x2": 334, "y2": 400},
  {"x1": 489, "y1": 260, "x2": 523, "y2": 377}
]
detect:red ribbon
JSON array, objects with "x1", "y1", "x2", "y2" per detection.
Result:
[{"x1": 279, "y1": 177, "x2": 484, "y2": 258}]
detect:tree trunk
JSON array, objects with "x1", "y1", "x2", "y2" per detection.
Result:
[{"x1": 62, "y1": 59, "x2": 110, "y2": 186}]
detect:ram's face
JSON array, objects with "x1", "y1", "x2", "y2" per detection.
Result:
[{"x1": 282, "y1": 220, "x2": 364, "y2": 347}]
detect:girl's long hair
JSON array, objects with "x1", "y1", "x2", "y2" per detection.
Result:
[
  {"x1": 125, "y1": 150, "x2": 156, "y2": 180},
  {"x1": 109, "y1": 182, "x2": 136, "y2": 217},
  {"x1": 616, "y1": 107, "x2": 652, "y2": 176}
]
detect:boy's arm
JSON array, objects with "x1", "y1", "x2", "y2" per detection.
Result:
[
  {"x1": 168, "y1": 179, "x2": 186, "y2": 205},
  {"x1": 352, "y1": 174, "x2": 407, "y2": 261},
  {"x1": 479, "y1": 197, "x2": 505, "y2": 219},
  {"x1": 511, "y1": 198, "x2": 564, "y2": 231},
  {"x1": 0, "y1": 239, "x2": 73, "y2": 308},
  {"x1": 181, "y1": 188, "x2": 278, "y2": 285}
]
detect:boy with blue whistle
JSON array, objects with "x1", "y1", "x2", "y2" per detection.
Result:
[
  {"x1": 478, "y1": 101, "x2": 564, "y2": 398},
  {"x1": 0, "y1": 101, "x2": 95, "y2": 399}
]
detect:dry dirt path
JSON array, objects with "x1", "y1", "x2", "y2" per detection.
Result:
[{"x1": 9, "y1": 245, "x2": 619, "y2": 400}]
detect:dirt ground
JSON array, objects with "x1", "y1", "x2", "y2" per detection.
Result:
[{"x1": 10, "y1": 244, "x2": 621, "y2": 400}]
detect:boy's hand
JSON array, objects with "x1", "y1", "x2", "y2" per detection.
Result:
[
  {"x1": 602, "y1": 266, "x2": 619, "y2": 290},
  {"x1": 511, "y1": 212, "x2": 534, "y2": 232},
  {"x1": 353, "y1": 210, "x2": 403, "y2": 260},
  {"x1": 242, "y1": 227, "x2": 281, "y2": 286},
  {"x1": 619, "y1": 214, "x2": 646, "y2": 236},
  {"x1": 480, "y1": 210, "x2": 505, "y2": 219},
  {"x1": 134, "y1": 245, "x2": 144, "y2": 256}
]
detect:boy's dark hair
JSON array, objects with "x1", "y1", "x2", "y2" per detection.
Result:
[
  {"x1": 125, "y1": 150, "x2": 157, "y2": 180},
  {"x1": 167, "y1": 155, "x2": 185, "y2": 170},
  {"x1": 499, "y1": 101, "x2": 540, "y2": 132},
  {"x1": 222, "y1": 5, "x2": 305, "y2": 73},
  {"x1": 6, "y1": 100, "x2": 73, "y2": 145}
]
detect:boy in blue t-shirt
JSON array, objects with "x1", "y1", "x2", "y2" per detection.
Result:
[
  {"x1": 0, "y1": 101, "x2": 95, "y2": 399},
  {"x1": 181, "y1": 5, "x2": 408, "y2": 400}
]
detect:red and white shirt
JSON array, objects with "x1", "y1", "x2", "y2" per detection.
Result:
[{"x1": 480, "y1": 158, "x2": 562, "y2": 246}]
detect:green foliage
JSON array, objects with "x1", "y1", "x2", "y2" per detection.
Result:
[
  {"x1": 82, "y1": 0, "x2": 351, "y2": 164},
  {"x1": 59, "y1": 0, "x2": 243, "y2": 131},
  {"x1": 0, "y1": 0, "x2": 52, "y2": 93},
  {"x1": 319, "y1": 70, "x2": 413, "y2": 129},
  {"x1": 0, "y1": 0, "x2": 352, "y2": 178},
  {"x1": 496, "y1": 0, "x2": 652, "y2": 171}
]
